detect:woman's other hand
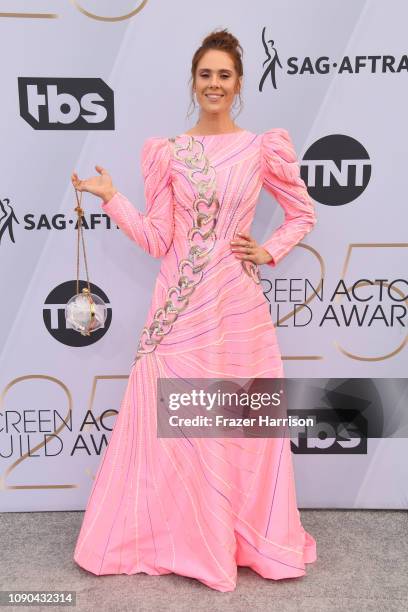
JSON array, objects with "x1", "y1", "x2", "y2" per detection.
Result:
[
  {"x1": 230, "y1": 231, "x2": 274, "y2": 265},
  {"x1": 71, "y1": 165, "x2": 118, "y2": 203}
]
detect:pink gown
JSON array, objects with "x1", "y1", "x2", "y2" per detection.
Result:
[{"x1": 73, "y1": 128, "x2": 317, "y2": 592}]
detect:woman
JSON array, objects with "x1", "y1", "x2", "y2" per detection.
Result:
[{"x1": 72, "y1": 28, "x2": 317, "y2": 593}]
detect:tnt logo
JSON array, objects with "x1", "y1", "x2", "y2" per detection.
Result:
[
  {"x1": 18, "y1": 77, "x2": 114, "y2": 130},
  {"x1": 43, "y1": 280, "x2": 112, "y2": 346},
  {"x1": 301, "y1": 134, "x2": 371, "y2": 206}
]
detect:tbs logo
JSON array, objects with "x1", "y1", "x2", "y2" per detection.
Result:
[
  {"x1": 18, "y1": 77, "x2": 114, "y2": 130},
  {"x1": 290, "y1": 408, "x2": 368, "y2": 454}
]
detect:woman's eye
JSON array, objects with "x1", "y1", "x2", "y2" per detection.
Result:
[{"x1": 199, "y1": 74, "x2": 230, "y2": 78}]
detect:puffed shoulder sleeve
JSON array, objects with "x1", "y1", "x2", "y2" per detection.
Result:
[
  {"x1": 260, "y1": 128, "x2": 317, "y2": 267},
  {"x1": 101, "y1": 136, "x2": 174, "y2": 258}
]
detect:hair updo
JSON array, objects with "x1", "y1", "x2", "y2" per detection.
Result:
[{"x1": 187, "y1": 28, "x2": 244, "y2": 119}]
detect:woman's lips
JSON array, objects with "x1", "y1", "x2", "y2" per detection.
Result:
[{"x1": 205, "y1": 94, "x2": 224, "y2": 102}]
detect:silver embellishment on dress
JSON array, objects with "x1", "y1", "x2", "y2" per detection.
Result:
[
  {"x1": 241, "y1": 260, "x2": 261, "y2": 284},
  {"x1": 131, "y1": 135, "x2": 220, "y2": 366}
]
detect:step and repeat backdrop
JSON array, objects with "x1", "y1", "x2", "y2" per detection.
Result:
[{"x1": 1, "y1": 1, "x2": 407, "y2": 511}]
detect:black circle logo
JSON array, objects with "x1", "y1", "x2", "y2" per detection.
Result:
[
  {"x1": 301, "y1": 134, "x2": 371, "y2": 206},
  {"x1": 43, "y1": 280, "x2": 112, "y2": 347}
]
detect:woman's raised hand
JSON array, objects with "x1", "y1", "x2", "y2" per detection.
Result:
[{"x1": 71, "y1": 165, "x2": 118, "y2": 203}]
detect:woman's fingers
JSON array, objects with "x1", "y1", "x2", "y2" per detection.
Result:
[
  {"x1": 232, "y1": 246, "x2": 254, "y2": 254},
  {"x1": 71, "y1": 174, "x2": 85, "y2": 191},
  {"x1": 237, "y1": 231, "x2": 252, "y2": 241},
  {"x1": 230, "y1": 230, "x2": 259, "y2": 261},
  {"x1": 230, "y1": 232, "x2": 254, "y2": 247},
  {"x1": 230, "y1": 237, "x2": 256, "y2": 250},
  {"x1": 95, "y1": 165, "x2": 109, "y2": 176}
]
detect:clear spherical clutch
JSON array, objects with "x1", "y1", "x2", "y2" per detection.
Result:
[
  {"x1": 66, "y1": 287, "x2": 107, "y2": 336},
  {"x1": 65, "y1": 187, "x2": 107, "y2": 336}
]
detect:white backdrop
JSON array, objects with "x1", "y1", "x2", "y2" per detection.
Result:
[{"x1": 1, "y1": 0, "x2": 407, "y2": 511}]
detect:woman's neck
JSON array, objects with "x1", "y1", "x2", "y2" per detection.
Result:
[{"x1": 188, "y1": 115, "x2": 240, "y2": 135}]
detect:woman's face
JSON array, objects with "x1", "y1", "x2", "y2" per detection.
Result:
[{"x1": 193, "y1": 49, "x2": 242, "y2": 115}]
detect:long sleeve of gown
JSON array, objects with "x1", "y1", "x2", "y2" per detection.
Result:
[
  {"x1": 260, "y1": 128, "x2": 317, "y2": 267},
  {"x1": 100, "y1": 137, "x2": 175, "y2": 258}
]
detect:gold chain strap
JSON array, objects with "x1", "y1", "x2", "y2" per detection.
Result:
[{"x1": 74, "y1": 188, "x2": 92, "y2": 296}]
